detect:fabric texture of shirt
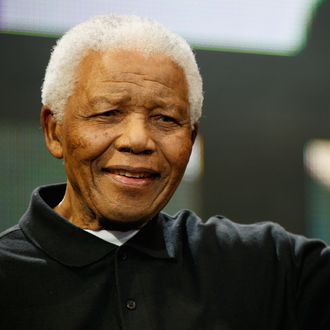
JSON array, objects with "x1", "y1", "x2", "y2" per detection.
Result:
[{"x1": 0, "y1": 184, "x2": 330, "y2": 330}]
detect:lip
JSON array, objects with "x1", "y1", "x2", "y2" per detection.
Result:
[{"x1": 102, "y1": 165, "x2": 161, "y2": 188}]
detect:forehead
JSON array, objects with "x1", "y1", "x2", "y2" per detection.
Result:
[{"x1": 74, "y1": 49, "x2": 188, "y2": 99}]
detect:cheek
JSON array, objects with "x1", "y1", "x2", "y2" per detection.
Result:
[
  {"x1": 63, "y1": 128, "x2": 114, "y2": 161},
  {"x1": 162, "y1": 138, "x2": 193, "y2": 174}
]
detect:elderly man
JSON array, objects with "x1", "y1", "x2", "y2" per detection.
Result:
[{"x1": 0, "y1": 15, "x2": 329, "y2": 330}]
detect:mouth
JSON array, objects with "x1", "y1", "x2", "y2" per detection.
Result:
[{"x1": 102, "y1": 166, "x2": 161, "y2": 185}]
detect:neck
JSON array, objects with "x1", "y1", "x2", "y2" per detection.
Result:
[{"x1": 53, "y1": 182, "x2": 102, "y2": 230}]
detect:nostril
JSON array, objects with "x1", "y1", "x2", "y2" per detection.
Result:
[
  {"x1": 118, "y1": 146, "x2": 153, "y2": 155},
  {"x1": 119, "y1": 147, "x2": 132, "y2": 153}
]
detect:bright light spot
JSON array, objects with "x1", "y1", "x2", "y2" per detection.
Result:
[
  {"x1": 184, "y1": 134, "x2": 203, "y2": 182},
  {"x1": 305, "y1": 139, "x2": 330, "y2": 188},
  {"x1": 0, "y1": 0, "x2": 324, "y2": 55}
]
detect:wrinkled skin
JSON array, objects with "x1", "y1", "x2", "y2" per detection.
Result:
[{"x1": 41, "y1": 49, "x2": 198, "y2": 230}]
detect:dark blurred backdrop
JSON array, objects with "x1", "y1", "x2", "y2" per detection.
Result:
[{"x1": 1, "y1": 1, "x2": 330, "y2": 240}]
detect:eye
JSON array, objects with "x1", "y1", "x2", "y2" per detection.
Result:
[
  {"x1": 90, "y1": 109, "x2": 123, "y2": 123},
  {"x1": 158, "y1": 115, "x2": 177, "y2": 123},
  {"x1": 99, "y1": 109, "x2": 121, "y2": 117},
  {"x1": 153, "y1": 114, "x2": 179, "y2": 124},
  {"x1": 151, "y1": 113, "x2": 181, "y2": 129}
]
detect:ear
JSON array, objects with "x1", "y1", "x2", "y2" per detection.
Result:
[
  {"x1": 191, "y1": 123, "x2": 199, "y2": 144},
  {"x1": 40, "y1": 106, "x2": 64, "y2": 159}
]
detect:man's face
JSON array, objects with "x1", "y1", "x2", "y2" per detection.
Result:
[{"x1": 44, "y1": 49, "x2": 196, "y2": 229}]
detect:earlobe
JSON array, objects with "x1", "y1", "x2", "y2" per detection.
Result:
[{"x1": 40, "y1": 107, "x2": 64, "y2": 159}]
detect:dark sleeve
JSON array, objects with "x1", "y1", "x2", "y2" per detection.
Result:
[{"x1": 289, "y1": 233, "x2": 330, "y2": 330}]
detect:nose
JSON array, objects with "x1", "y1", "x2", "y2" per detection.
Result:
[{"x1": 115, "y1": 116, "x2": 156, "y2": 155}]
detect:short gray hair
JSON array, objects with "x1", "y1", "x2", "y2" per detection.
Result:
[{"x1": 41, "y1": 15, "x2": 203, "y2": 125}]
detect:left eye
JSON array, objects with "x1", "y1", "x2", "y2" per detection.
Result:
[{"x1": 157, "y1": 115, "x2": 177, "y2": 123}]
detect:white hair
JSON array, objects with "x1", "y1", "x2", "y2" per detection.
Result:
[{"x1": 41, "y1": 15, "x2": 203, "y2": 125}]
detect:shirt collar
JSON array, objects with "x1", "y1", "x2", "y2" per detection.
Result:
[
  {"x1": 19, "y1": 184, "x2": 176, "y2": 267},
  {"x1": 126, "y1": 213, "x2": 176, "y2": 260}
]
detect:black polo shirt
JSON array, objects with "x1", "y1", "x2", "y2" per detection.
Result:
[{"x1": 0, "y1": 184, "x2": 330, "y2": 329}]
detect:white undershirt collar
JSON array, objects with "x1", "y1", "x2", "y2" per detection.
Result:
[{"x1": 84, "y1": 229, "x2": 139, "y2": 246}]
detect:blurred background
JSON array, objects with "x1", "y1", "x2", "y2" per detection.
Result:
[{"x1": 1, "y1": 0, "x2": 330, "y2": 242}]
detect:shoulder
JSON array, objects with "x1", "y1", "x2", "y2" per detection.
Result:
[
  {"x1": 160, "y1": 209, "x2": 329, "y2": 261},
  {"x1": 0, "y1": 225, "x2": 27, "y2": 251},
  {"x1": 161, "y1": 209, "x2": 290, "y2": 245},
  {"x1": 0, "y1": 224, "x2": 42, "y2": 269}
]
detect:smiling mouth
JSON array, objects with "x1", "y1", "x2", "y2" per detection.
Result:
[{"x1": 103, "y1": 167, "x2": 161, "y2": 180}]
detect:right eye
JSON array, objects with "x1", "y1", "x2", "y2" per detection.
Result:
[
  {"x1": 99, "y1": 109, "x2": 121, "y2": 117},
  {"x1": 91, "y1": 109, "x2": 123, "y2": 124}
]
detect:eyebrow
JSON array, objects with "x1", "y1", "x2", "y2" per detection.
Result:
[
  {"x1": 89, "y1": 94, "x2": 131, "y2": 106},
  {"x1": 148, "y1": 97, "x2": 187, "y2": 111}
]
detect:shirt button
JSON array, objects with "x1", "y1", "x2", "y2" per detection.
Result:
[
  {"x1": 126, "y1": 299, "x2": 136, "y2": 310},
  {"x1": 119, "y1": 251, "x2": 128, "y2": 261}
]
